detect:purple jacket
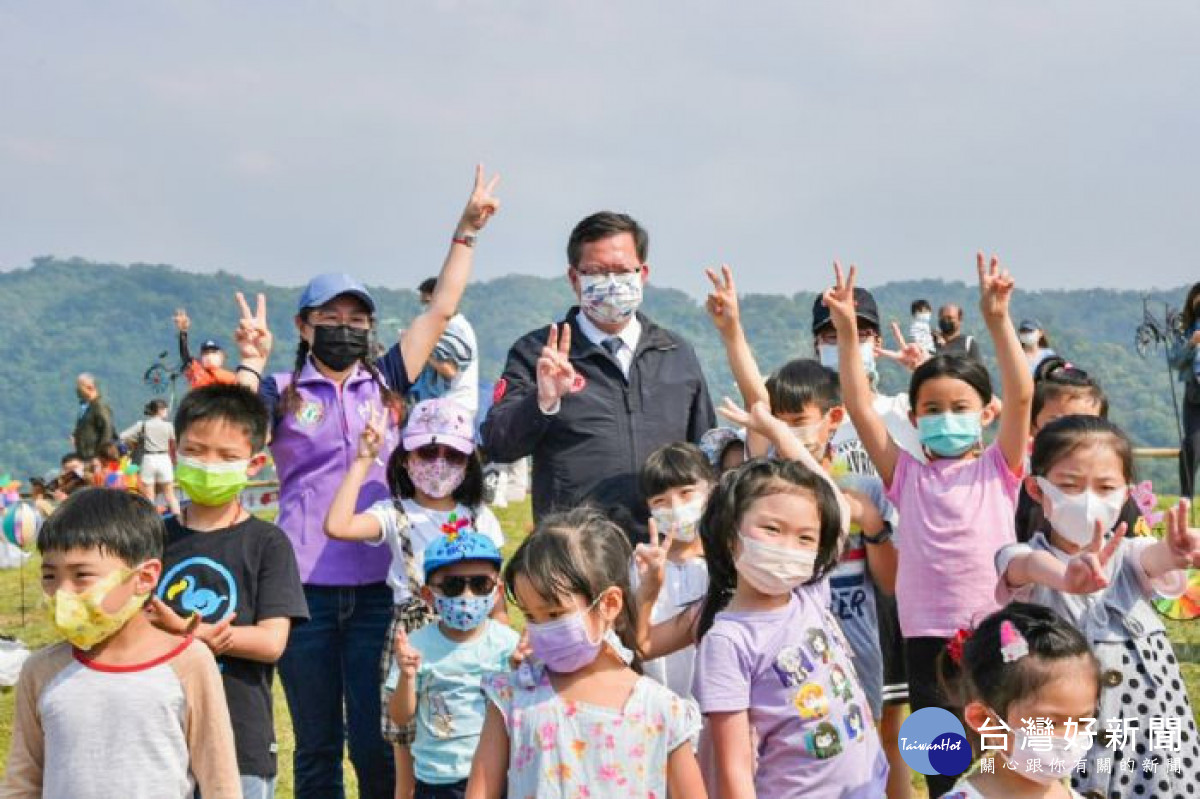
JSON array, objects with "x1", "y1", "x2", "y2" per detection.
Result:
[{"x1": 262, "y1": 349, "x2": 408, "y2": 585}]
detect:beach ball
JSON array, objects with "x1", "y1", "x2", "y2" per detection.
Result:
[{"x1": 2, "y1": 503, "x2": 42, "y2": 549}]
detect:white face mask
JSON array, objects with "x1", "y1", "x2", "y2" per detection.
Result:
[
  {"x1": 1035, "y1": 477, "x2": 1126, "y2": 547},
  {"x1": 578, "y1": 272, "x2": 643, "y2": 327},
  {"x1": 991, "y1": 712, "x2": 1089, "y2": 785},
  {"x1": 789, "y1": 419, "x2": 828, "y2": 460},
  {"x1": 816, "y1": 342, "x2": 876, "y2": 379},
  {"x1": 650, "y1": 498, "x2": 705, "y2": 543},
  {"x1": 915, "y1": 311, "x2": 932, "y2": 323},
  {"x1": 1019, "y1": 331, "x2": 1041, "y2": 347},
  {"x1": 735, "y1": 533, "x2": 817, "y2": 595}
]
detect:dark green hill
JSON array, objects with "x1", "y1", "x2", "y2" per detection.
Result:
[{"x1": 0, "y1": 257, "x2": 1188, "y2": 490}]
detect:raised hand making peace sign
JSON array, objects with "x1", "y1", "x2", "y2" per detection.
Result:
[
  {"x1": 633, "y1": 517, "x2": 676, "y2": 606},
  {"x1": 977, "y1": 251, "x2": 1015, "y2": 323},
  {"x1": 876, "y1": 320, "x2": 929, "y2": 372},
  {"x1": 457, "y1": 164, "x2": 502, "y2": 235},
  {"x1": 536, "y1": 323, "x2": 576, "y2": 413},
  {"x1": 704, "y1": 264, "x2": 740, "y2": 338},
  {"x1": 821, "y1": 261, "x2": 860, "y2": 336},
  {"x1": 1061, "y1": 520, "x2": 1128, "y2": 594},
  {"x1": 234, "y1": 291, "x2": 273, "y2": 370},
  {"x1": 1165, "y1": 499, "x2": 1200, "y2": 569}
]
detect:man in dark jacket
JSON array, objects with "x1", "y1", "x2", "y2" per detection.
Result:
[
  {"x1": 71, "y1": 373, "x2": 115, "y2": 460},
  {"x1": 481, "y1": 212, "x2": 715, "y2": 541}
]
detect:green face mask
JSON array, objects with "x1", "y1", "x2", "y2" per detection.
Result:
[{"x1": 176, "y1": 456, "x2": 250, "y2": 506}]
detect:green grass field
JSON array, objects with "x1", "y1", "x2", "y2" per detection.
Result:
[{"x1": 0, "y1": 498, "x2": 1195, "y2": 797}]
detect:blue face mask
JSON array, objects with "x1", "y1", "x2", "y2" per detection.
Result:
[
  {"x1": 434, "y1": 593, "x2": 495, "y2": 632},
  {"x1": 917, "y1": 412, "x2": 982, "y2": 457}
]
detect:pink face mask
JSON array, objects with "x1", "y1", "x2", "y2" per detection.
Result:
[{"x1": 408, "y1": 457, "x2": 466, "y2": 499}]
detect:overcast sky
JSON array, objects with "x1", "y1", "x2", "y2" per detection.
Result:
[{"x1": 2, "y1": 1, "x2": 1197, "y2": 297}]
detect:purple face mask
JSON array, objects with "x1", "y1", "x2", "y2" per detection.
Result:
[{"x1": 526, "y1": 596, "x2": 608, "y2": 674}]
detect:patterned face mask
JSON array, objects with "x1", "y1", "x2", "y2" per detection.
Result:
[
  {"x1": 578, "y1": 272, "x2": 643, "y2": 326},
  {"x1": 408, "y1": 457, "x2": 467, "y2": 499},
  {"x1": 45, "y1": 567, "x2": 150, "y2": 650},
  {"x1": 433, "y1": 593, "x2": 496, "y2": 631}
]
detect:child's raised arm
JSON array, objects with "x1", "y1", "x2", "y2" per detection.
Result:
[
  {"x1": 977, "y1": 253, "x2": 1033, "y2": 473},
  {"x1": 465, "y1": 704, "x2": 510, "y2": 799},
  {"x1": 705, "y1": 264, "x2": 772, "y2": 457},
  {"x1": 323, "y1": 409, "x2": 388, "y2": 542},
  {"x1": 824, "y1": 262, "x2": 899, "y2": 485},
  {"x1": 999, "y1": 522, "x2": 1126, "y2": 596}
]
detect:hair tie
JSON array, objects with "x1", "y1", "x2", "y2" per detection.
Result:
[
  {"x1": 946, "y1": 628, "x2": 974, "y2": 665},
  {"x1": 1000, "y1": 620, "x2": 1030, "y2": 663}
]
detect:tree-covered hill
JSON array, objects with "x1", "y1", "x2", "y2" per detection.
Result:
[{"x1": 0, "y1": 257, "x2": 1189, "y2": 490}]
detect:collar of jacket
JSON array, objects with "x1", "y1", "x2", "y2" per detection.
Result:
[
  {"x1": 294, "y1": 355, "x2": 380, "y2": 389},
  {"x1": 562, "y1": 306, "x2": 677, "y2": 359}
]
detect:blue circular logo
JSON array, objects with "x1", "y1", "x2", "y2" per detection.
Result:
[{"x1": 898, "y1": 707, "x2": 972, "y2": 777}]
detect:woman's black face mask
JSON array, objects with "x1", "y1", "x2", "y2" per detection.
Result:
[{"x1": 311, "y1": 324, "x2": 370, "y2": 371}]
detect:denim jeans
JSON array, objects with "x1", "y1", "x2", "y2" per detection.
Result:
[{"x1": 279, "y1": 583, "x2": 396, "y2": 799}]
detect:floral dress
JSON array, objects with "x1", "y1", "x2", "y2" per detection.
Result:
[{"x1": 481, "y1": 661, "x2": 701, "y2": 799}]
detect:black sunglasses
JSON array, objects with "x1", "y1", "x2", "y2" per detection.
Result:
[{"x1": 432, "y1": 575, "x2": 497, "y2": 598}]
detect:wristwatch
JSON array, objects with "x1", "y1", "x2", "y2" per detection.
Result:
[
  {"x1": 452, "y1": 232, "x2": 477, "y2": 248},
  {"x1": 861, "y1": 522, "x2": 893, "y2": 545}
]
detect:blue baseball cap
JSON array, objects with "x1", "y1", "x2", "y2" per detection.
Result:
[
  {"x1": 199, "y1": 339, "x2": 222, "y2": 352},
  {"x1": 422, "y1": 529, "x2": 502, "y2": 582},
  {"x1": 1018, "y1": 319, "x2": 1043, "y2": 333},
  {"x1": 297, "y1": 273, "x2": 376, "y2": 314}
]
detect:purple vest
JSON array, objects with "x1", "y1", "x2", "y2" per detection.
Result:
[{"x1": 270, "y1": 360, "x2": 399, "y2": 585}]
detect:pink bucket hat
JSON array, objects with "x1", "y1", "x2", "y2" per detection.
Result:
[{"x1": 402, "y1": 398, "x2": 475, "y2": 455}]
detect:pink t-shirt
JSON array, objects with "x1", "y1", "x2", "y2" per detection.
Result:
[{"x1": 886, "y1": 443, "x2": 1021, "y2": 638}]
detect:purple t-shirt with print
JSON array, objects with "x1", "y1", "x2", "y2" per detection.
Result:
[{"x1": 694, "y1": 581, "x2": 888, "y2": 799}]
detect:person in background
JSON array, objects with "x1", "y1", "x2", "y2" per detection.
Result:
[
  {"x1": 71, "y1": 372, "x2": 114, "y2": 461},
  {"x1": 936, "y1": 304, "x2": 984, "y2": 364},
  {"x1": 51, "y1": 453, "x2": 88, "y2": 500},
  {"x1": 908, "y1": 299, "x2": 937, "y2": 356},
  {"x1": 699, "y1": 427, "x2": 747, "y2": 476},
  {"x1": 407, "y1": 277, "x2": 480, "y2": 414},
  {"x1": 1170, "y1": 281, "x2": 1200, "y2": 498},
  {"x1": 175, "y1": 309, "x2": 238, "y2": 389},
  {"x1": 119, "y1": 398, "x2": 181, "y2": 516},
  {"x1": 1017, "y1": 319, "x2": 1056, "y2": 375},
  {"x1": 28, "y1": 478, "x2": 56, "y2": 518}
]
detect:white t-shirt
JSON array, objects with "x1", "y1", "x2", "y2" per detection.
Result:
[
  {"x1": 630, "y1": 555, "x2": 708, "y2": 701},
  {"x1": 831, "y1": 391, "x2": 926, "y2": 475},
  {"x1": 366, "y1": 498, "x2": 504, "y2": 603},
  {"x1": 443, "y1": 314, "x2": 479, "y2": 414}
]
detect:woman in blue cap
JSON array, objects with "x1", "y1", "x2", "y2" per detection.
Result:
[
  {"x1": 233, "y1": 165, "x2": 501, "y2": 799},
  {"x1": 1018, "y1": 318, "x2": 1056, "y2": 375}
]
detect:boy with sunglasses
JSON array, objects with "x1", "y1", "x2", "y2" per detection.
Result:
[{"x1": 387, "y1": 530, "x2": 517, "y2": 799}]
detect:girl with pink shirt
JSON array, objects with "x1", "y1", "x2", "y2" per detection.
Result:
[{"x1": 824, "y1": 254, "x2": 1033, "y2": 798}]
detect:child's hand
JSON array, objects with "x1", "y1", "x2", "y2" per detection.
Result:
[
  {"x1": 634, "y1": 518, "x2": 675, "y2": 603},
  {"x1": 1062, "y1": 521, "x2": 1127, "y2": 594},
  {"x1": 704, "y1": 264, "x2": 741, "y2": 337},
  {"x1": 173, "y1": 308, "x2": 190, "y2": 332},
  {"x1": 196, "y1": 614, "x2": 237, "y2": 656},
  {"x1": 234, "y1": 292, "x2": 273, "y2": 363},
  {"x1": 976, "y1": 252, "x2": 1014, "y2": 322},
  {"x1": 457, "y1": 163, "x2": 501, "y2": 234},
  {"x1": 718, "y1": 397, "x2": 785, "y2": 440},
  {"x1": 509, "y1": 628, "x2": 532, "y2": 669},
  {"x1": 1165, "y1": 499, "x2": 1200, "y2": 568},
  {"x1": 145, "y1": 596, "x2": 201, "y2": 636},
  {"x1": 536, "y1": 323, "x2": 576, "y2": 413},
  {"x1": 357, "y1": 407, "x2": 387, "y2": 462},
  {"x1": 821, "y1": 261, "x2": 859, "y2": 335},
  {"x1": 395, "y1": 628, "x2": 422, "y2": 680},
  {"x1": 876, "y1": 321, "x2": 929, "y2": 372}
]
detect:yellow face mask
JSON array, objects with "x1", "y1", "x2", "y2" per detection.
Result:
[{"x1": 45, "y1": 567, "x2": 150, "y2": 651}]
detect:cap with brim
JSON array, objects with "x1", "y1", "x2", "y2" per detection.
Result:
[
  {"x1": 402, "y1": 398, "x2": 476, "y2": 455},
  {"x1": 811, "y1": 288, "x2": 880, "y2": 333},
  {"x1": 298, "y1": 273, "x2": 376, "y2": 314},
  {"x1": 199, "y1": 339, "x2": 222, "y2": 352},
  {"x1": 422, "y1": 529, "x2": 502, "y2": 582},
  {"x1": 1018, "y1": 319, "x2": 1042, "y2": 332}
]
